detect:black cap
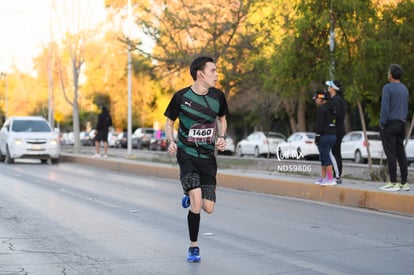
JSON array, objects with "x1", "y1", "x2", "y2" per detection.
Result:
[{"x1": 312, "y1": 89, "x2": 329, "y2": 100}]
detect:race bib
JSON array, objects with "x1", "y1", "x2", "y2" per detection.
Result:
[{"x1": 188, "y1": 123, "x2": 216, "y2": 144}]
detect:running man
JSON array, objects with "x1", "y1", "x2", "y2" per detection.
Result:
[{"x1": 164, "y1": 56, "x2": 229, "y2": 262}]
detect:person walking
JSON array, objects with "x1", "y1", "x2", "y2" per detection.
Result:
[
  {"x1": 325, "y1": 80, "x2": 347, "y2": 184},
  {"x1": 164, "y1": 56, "x2": 229, "y2": 262},
  {"x1": 379, "y1": 64, "x2": 410, "y2": 192},
  {"x1": 313, "y1": 89, "x2": 337, "y2": 186},
  {"x1": 93, "y1": 106, "x2": 112, "y2": 158}
]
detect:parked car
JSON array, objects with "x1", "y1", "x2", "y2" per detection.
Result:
[
  {"x1": 132, "y1": 128, "x2": 155, "y2": 149},
  {"x1": 236, "y1": 131, "x2": 286, "y2": 157},
  {"x1": 149, "y1": 130, "x2": 168, "y2": 151},
  {"x1": 341, "y1": 131, "x2": 385, "y2": 163},
  {"x1": 89, "y1": 129, "x2": 96, "y2": 143},
  {"x1": 406, "y1": 136, "x2": 414, "y2": 165},
  {"x1": 107, "y1": 132, "x2": 119, "y2": 148},
  {"x1": 80, "y1": 131, "x2": 94, "y2": 146},
  {"x1": 218, "y1": 136, "x2": 235, "y2": 155},
  {"x1": 60, "y1": 131, "x2": 74, "y2": 145},
  {"x1": 0, "y1": 116, "x2": 60, "y2": 164},
  {"x1": 277, "y1": 132, "x2": 319, "y2": 160},
  {"x1": 115, "y1": 132, "x2": 128, "y2": 148}
]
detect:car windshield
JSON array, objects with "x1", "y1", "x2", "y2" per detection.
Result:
[
  {"x1": 306, "y1": 133, "x2": 316, "y2": 139},
  {"x1": 12, "y1": 120, "x2": 51, "y2": 132},
  {"x1": 267, "y1": 133, "x2": 285, "y2": 139}
]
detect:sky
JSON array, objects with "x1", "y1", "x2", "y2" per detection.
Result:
[
  {"x1": 0, "y1": 0, "x2": 49, "y2": 73},
  {"x1": 0, "y1": 0, "x2": 106, "y2": 74}
]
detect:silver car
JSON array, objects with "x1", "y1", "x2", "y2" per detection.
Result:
[{"x1": 0, "y1": 116, "x2": 60, "y2": 164}]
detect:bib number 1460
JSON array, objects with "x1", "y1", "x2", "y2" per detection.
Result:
[{"x1": 189, "y1": 128, "x2": 213, "y2": 138}]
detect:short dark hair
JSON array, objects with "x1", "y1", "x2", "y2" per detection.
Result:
[
  {"x1": 389, "y1": 64, "x2": 402, "y2": 80},
  {"x1": 190, "y1": 56, "x2": 214, "y2": 81}
]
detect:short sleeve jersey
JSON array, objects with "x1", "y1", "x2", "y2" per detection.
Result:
[{"x1": 164, "y1": 86, "x2": 229, "y2": 158}]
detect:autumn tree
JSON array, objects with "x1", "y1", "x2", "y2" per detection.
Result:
[
  {"x1": 129, "y1": 1, "x2": 256, "y2": 121},
  {"x1": 51, "y1": 0, "x2": 107, "y2": 153}
]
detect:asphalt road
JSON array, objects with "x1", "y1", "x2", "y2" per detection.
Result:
[{"x1": 0, "y1": 160, "x2": 413, "y2": 274}]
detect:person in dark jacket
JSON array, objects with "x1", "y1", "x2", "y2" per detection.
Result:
[
  {"x1": 313, "y1": 89, "x2": 337, "y2": 186},
  {"x1": 379, "y1": 64, "x2": 410, "y2": 192},
  {"x1": 93, "y1": 106, "x2": 112, "y2": 158},
  {"x1": 326, "y1": 80, "x2": 347, "y2": 184}
]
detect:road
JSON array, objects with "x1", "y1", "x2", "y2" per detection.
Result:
[{"x1": 0, "y1": 161, "x2": 413, "y2": 274}]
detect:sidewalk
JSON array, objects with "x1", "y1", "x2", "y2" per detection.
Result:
[{"x1": 60, "y1": 153, "x2": 414, "y2": 216}]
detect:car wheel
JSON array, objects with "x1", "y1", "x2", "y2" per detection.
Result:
[
  {"x1": 254, "y1": 146, "x2": 260, "y2": 158},
  {"x1": 0, "y1": 149, "x2": 5, "y2": 162},
  {"x1": 354, "y1": 150, "x2": 364, "y2": 164},
  {"x1": 236, "y1": 146, "x2": 243, "y2": 157},
  {"x1": 51, "y1": 158, "x2": 60, "y2": 164},
  {"x1": 5, "y1": 146, "x2": 14, "y2": 164}
]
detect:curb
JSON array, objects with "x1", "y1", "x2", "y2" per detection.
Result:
[{"x1": 60, "y1": 154, "x2": 414, "y2": 216}]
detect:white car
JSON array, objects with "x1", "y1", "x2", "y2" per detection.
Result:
[
  {"x1": 236, "y1": 131, "x2": 286, "y2": 157},
  {"x1": 277, "y1": 132, "x2": 319, "y2": 160},
  {"x1": 341, "y1": 131, "x2": 385, "y2": 163},
  {"x1": 61, "y1": 132, "x2": 74, "y2": 145},
  {"x1": 0, "y1": 116, "x2": 60, "y2": 164},
  {"x1": 107, "y1": 132, "x2": 119, "y2": 148},
  {"x1": 405, "y1": 136, "x2": 414, "y2": 165}
]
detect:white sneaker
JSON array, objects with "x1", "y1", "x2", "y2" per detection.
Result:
[
  {"x1": 320, "y1": 177, "x2": 337, "y2": 186},
  {"x1": 103, "y1": 155, "x2": 108, "y2": 158},
  {"x1": 380, "y1": 183, "x2": 401, "y2": 191},
  {"x1": 401, "y1": 183, "x2": 410, "y2": 191},
  {"x1": 314, "y1": 178, "x2": 324, "y2": 185},
  {"x1": 92, "y1": 153, "x2": 101, "y2": 158}
]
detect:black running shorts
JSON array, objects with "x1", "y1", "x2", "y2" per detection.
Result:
[
  {"x1": 94, "y1": 130, "x2": 109, "y2": 142},
  {"x1": 177, "y1": 149, "x2": 217, "y2": 202}
]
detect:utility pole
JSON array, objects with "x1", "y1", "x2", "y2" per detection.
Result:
[{"x1": 127, "y1": 0, "x2": 133, "y2": 156}]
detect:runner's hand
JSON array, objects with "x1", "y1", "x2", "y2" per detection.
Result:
[
  {"x1": 216, "y1": 137, "x2": 226, "y2": 152},
  {"x1": 168, "y1": 141, "x2": 177, "y2": 156}
]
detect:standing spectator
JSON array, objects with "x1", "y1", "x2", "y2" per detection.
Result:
[
  {"x1": 326, "y1": 80, "x2": 347, "y2": 184},
  {"x1": 313, "y1": 89, "x2": 337, "y2": 185},
  {"x1": 379, "y1": 64, "x2": 410, "y2": 192},
  {"x1": 164, "y1": 56, "x2": 229, "y2": 262},
  {"x1": 93, "y1": 106, "x2": 112, "y2": 158}
]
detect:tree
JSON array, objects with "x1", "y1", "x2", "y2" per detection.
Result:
[
  {"x1": 132, "y1": 3, "x2": 252, "y2": 91},
  {"x1": 264, "y1": 0, "x2": 332, "y2": 133},
  {"x1": 51, "y1": 0, "x2": 107, "y2": 153}
]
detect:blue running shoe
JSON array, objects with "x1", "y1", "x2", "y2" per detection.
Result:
[
  {"x1": 187, "y1": 246, "x2": 201, "y2": 262},
  {"x1": 181, "y1": 195, "x2": 190, "y2": 208}
]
